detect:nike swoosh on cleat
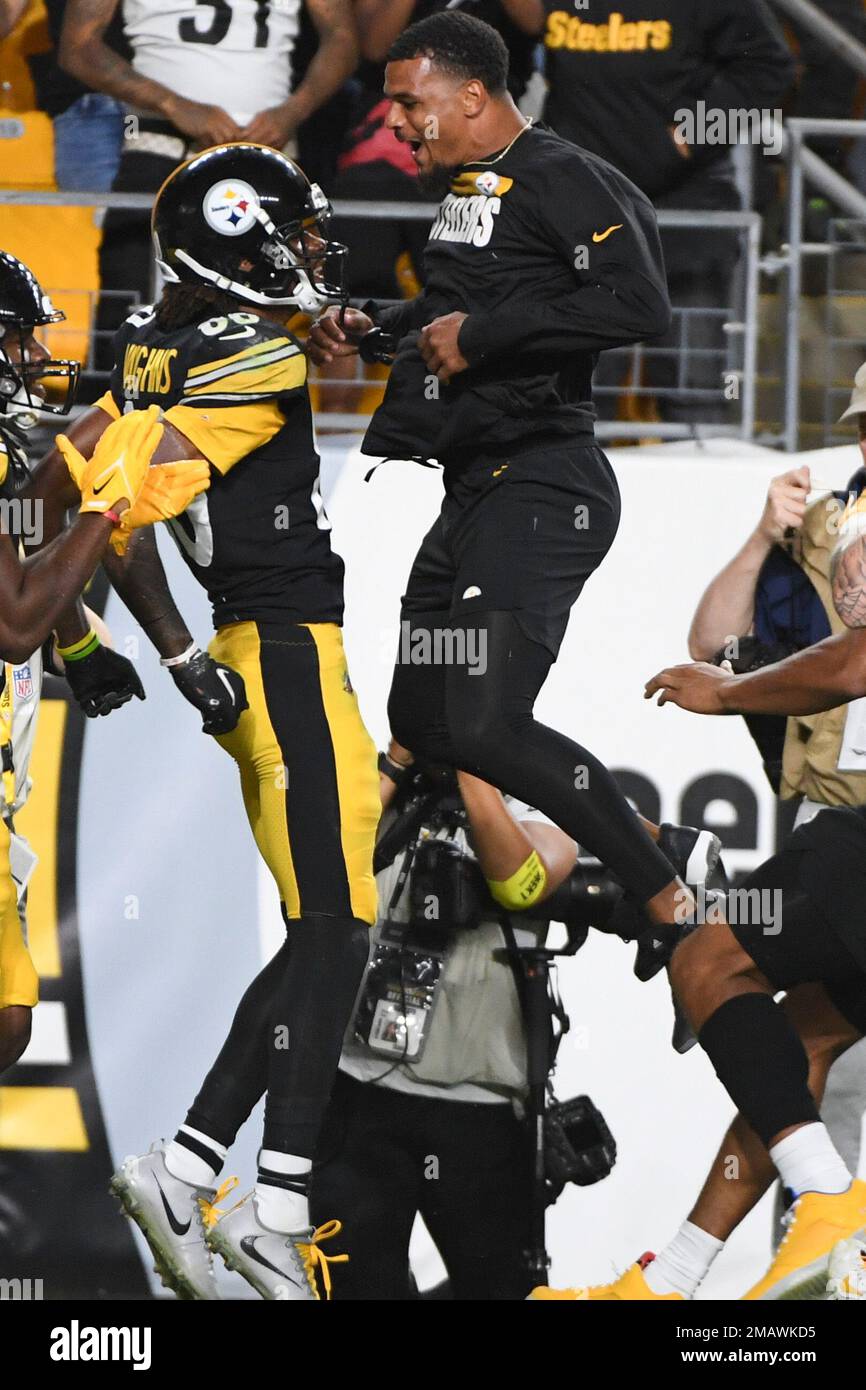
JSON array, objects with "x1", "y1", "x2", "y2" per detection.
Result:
[
  {"x1": 240, "y1": 1234, "x2": 303, "y2": 1286},
  {"x1": 154, "y1": 1175, "x2": 191, "y2": 1236}
]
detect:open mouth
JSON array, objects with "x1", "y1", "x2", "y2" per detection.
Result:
[{"x1": 406, "y1": 137, "x2": 424, "y2": 163}]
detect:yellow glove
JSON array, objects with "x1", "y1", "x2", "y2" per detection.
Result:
[
  {"x1": 109, "y1": 458, "x2": 211, "y2": 555},
  {"x1": 56, "y1": 405, "x2": 164, "y2": 518}
]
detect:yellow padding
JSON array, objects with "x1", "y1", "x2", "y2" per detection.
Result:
[
  {"x1": 488, "y1": 849, "x2": 547, "y2": 911},
  {"x1": 0, "y1": 108, "x2": 54, "y2": 188},
  {"x1": 0, "y1": 204, "x2": 101, "y2": 366},
  {"x1": 0, "y1": 1087, "x2": 88, "y2": 1151}
]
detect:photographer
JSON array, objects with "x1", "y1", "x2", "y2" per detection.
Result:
[{"x1": 309, "y1": 741, "x2": 579, "y2": 1301}]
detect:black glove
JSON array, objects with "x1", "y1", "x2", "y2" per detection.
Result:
[
  {"x1": 168, "y1": 647, "x2": 248, "y2": 735},
  {"x1": 63, "y1": 642, "x2": 146, "y2": 717}
]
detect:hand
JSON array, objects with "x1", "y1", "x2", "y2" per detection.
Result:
[
  {"x1": 169, "y1": 648, "x2": 249, "y2": 735},
  {"x1": 418, "y1": 313, "x2": 469, "y2": 383},
  {"x1": 239, "y1": 101, "x2": 300, "y2": 150},
  {"x1": 164, "y1": 96, "x2": 243, "y2": 147},
  {"x1": 386, "y1": 737, "x2": 414, "y2": 769},
  {"x1": 644, "y1": 662, "x2": 735, "y2": 715},
  {"x1": 110, "y1": 459, "x2": 210, "y2": 556},
  {"x1": 57, "y1": 406, "x2": 164, "y2": 518},
  {"x1": 64, "y1": 643, "x2": 145, "y2": 718},
  {"x1": 307, "y1": 307, "x2": 374, "y2": 366},
  {"x1": 668, "y1": 124, "x2": 691, "y2": 160},
  {"x1": 757, "y1": 466, "x2": 811, "y2": 544}
]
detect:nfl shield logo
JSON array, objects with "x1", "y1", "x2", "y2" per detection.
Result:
[{"x1": 14, "y1": 664, "x2": 33, "y2": 699}]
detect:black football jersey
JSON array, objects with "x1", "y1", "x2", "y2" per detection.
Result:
[{"x1": 101, "y1": 307, "x2": 344, "y2": 630}]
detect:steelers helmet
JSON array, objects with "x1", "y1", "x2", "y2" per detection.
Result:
[
  {"x1": 0, "y1": 251, "x2": 80, "y2": 420},
  {"x1": 153, "y1": 144, "x2": 347, "y2": 314}
]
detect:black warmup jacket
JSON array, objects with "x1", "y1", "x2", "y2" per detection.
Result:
[
  {"x1": 361, "y1": 123, "x2": 671, "y2": 469},
  {"x1": 541, "y1": 0, "x2": 795, "y2": 200}
]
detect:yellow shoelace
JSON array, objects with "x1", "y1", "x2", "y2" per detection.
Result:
[
  {"x1": 199, "y1": 1175, "x2": 240, "y2": 1231},
  {"x1": 296, "y1": 1220, "x2": 349, "y2": 1301}
]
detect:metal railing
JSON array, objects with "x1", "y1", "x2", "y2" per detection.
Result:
[
  {"x1": 781, "y1": 118, "x2": 866, "y2": 450},
  {"x1": 768, "y1": 0, "x2": 866, "y2": 79}
]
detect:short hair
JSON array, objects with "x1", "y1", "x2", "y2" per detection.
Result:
[{"x1": 387, "y1": 12, "x2": 509, "y2": 95}]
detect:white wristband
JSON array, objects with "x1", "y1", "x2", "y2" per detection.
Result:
[{"x1": 160, "y1": 641, "x2": 201, "y2": 670}]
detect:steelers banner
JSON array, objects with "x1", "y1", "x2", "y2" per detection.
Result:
[{"x1": 0, "y1": 438, "x2": 857, "y2": 1299}]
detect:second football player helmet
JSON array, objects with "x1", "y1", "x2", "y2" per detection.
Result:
[
  {"x1": 0, "y1": 251, "x2": 80, "y2": 421},
  {"x1": 153, "y1": 144, "x2": 348, "y2": 314}
]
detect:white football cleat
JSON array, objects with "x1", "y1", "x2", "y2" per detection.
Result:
[
  {"x1": 110, "y1": 1141, "x2": 233, "y2": 1300},
  {"x1": 205, "y1": 1190, "x2": 347, "y2": 1301},
  {"x1": 826, "y1": 1237, "x2": 866, "y2": 1300}
]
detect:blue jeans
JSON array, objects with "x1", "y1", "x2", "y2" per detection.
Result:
[{"x1": 52, "y1": 93, "x2": 124, "y2": 193}]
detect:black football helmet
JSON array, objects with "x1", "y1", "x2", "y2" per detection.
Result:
[
  {"x1": 0, "y1": 251, "x2": 80, "y2": 420},
  {"x1": 153, "y1": 143, "x2": 348, "y2": 313}
]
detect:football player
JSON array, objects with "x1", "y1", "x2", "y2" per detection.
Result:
[
  {"x1": 29, "y1": 145, "x2": 380, "y2": 1301},
  {"x1": 531, "y1": 598, "x2": 866, "y2": 1300},
  {"x1": 0, "y1": 249, "x2": 207, "y2": 1073}
]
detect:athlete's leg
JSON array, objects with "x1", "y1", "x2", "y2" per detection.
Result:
[
  {"x1": 687, "y1": 985, "x2": 862, "y2": 1242},
  {"x1": 392, "y1": 454, "x2": 687, "y2": 923},
  {"x1": 0, "y1": 1005, "x2": 31, "y2": 1074},
  {"x1": 0, "y1": 822, "x2": 37, "y2": 1075},
  {"x1": 668, "y1": 832, "x2": 866, "y2": 1299},
  {"x1": 446, "y1": 610, "x2": 682, "y2": 918}
]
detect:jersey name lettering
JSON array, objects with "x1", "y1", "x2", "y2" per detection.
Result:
[
  {"x1": 122, "y1": 344, "x2": 178, "y2": 399},
  {"x1": 429, "y1": 195, "x2": 501, "y2": 248}
]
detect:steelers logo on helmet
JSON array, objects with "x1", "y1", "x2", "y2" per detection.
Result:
[{"x1": 203, "y1": 179, "x2": 261, "y2": 237}]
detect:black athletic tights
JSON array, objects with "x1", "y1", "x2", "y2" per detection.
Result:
[
  {"x1": 184, "y1": 914, "x2": 369, "y2": 1160},
  {"x1": 388, "y1": 608, "x2": 674, "y2": 904}
]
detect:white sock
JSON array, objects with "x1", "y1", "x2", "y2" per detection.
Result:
[
  {"x1": 164, "y1": 1126, "x2": 227, "y2": 1188},
  {"x1": 644, "y1": 1221, "x2": 724, "y2": 1298},
  {"x1": 770, "y1": 1123, "x2": 852, "y2": 1198},
  {"x1": 255, "y1": 1151, "x2": 311, "y2": 1234}
]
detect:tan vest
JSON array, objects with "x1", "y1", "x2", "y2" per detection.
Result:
[{"x1": 779, "y1": 497, "x2": 866, "y2": 805}]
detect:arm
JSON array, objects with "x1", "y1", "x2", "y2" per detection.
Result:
[
  {"x1": 241, "y1": 0, "x2": 359, "y2": 147},
  {"x1": 458, "y1": 770, "x2": 577, "y2": 905},
  {"x1": 0, "y1": 0, "x2": 28, "y2": 39},
  {"x1": 645, "y1": 628, "x2": 866, "y2": 719},
  {"x1": 23, "y1": 405, "x2": 114, "y2": 649},
  {"x1": 306, "y1": 295, "x2": 428, "y2": 366},
  {"x1": 102, "y1": 527, "x2": 192, "y2": 660},
  {"x1": 675, "y1": 0, "x2": 795, "y2": 160},
  {"x1": 59, "y1": 0, "x2": 242, "y2": 145},
  {"x1": 499, "y1": 0, "x2": 546, "y2": 35},
  {"x1": 688, "y1": 466, "x2": 811, "y2": 659},
  {"x1": 0, "y1": 518, "x2": 117, "y2": 665},
  {"x1": 353, "y1": 0, "x2": 414, "y2": 63}
]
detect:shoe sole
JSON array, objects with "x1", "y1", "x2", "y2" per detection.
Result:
[
  {"x1": 763, "y1": 1225, "x2": 866, "y2": 1301},
  {"x1": 205, "y1": 1224, "x2": 276, "y2": 1300},
  {"x1": 110, "y1": 1171, "x2": 205, "y2": 1302},
  {"x1": 685, "y1": 832, "x2": 722, "y2": 888}
]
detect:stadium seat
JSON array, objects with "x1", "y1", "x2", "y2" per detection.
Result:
[
  {"x1": 0, "y1": 107, "x2": 55, "y2": 190},
  {"x1": 0, "y1": 205, "x2": 101, "y2": 367},
  {"x1": 0, "y1": 0, "x2": 50, "y2": 112}
]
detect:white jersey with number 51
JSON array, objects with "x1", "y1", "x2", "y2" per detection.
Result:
[{"x1": 123, "y1": 0, "x2": 301, "y2": 124}]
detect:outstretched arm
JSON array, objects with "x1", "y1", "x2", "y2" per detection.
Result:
[{"x1": 645, "y1": 628, "x2": 866, "y2": 718}]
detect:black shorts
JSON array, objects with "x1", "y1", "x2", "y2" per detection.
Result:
[
  {"x1": 730, "y1": 807, "x2": 866, "y2": 1035},
  {"x1": 402, "y1": 443, "x2": 622, "y2": 658}
]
